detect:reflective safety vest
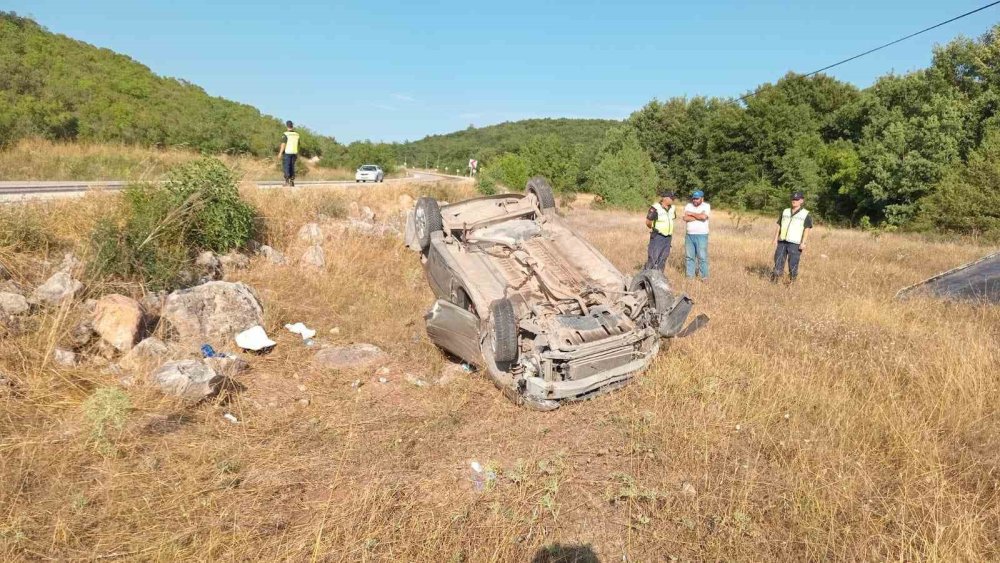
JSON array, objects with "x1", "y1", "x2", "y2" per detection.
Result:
[
  {"x1": 651, "y1": 203, "x2": 675, "y2": 236},
  {"x1": 283, "y1": 131, "x2": 300, "y2": 155},
  {"x1": 779, "y1": 207, "x2": 809, "y2": 244}
]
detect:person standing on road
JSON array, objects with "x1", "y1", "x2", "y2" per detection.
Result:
[
  {"x1": 279, "y1": 120, "x2": 300, "y2": 187},
  {"x1": 771, "y1": 191, "x2": 814, "y2": 283},
  {"x1": 683, "y1": 190, "x2": 711, "y2": 281},
  {"x1": 643, "y1": 191, "x2": 676, "y2": 272}
]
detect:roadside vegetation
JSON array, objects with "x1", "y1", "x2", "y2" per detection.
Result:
[{"x1": 1, "y1": 172, "x2": 997, "y2": 560}]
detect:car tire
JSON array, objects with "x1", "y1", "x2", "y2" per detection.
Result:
[
  {"x1": 488, "y1": 298, "x2": 518, "y2": 364},
  {"x1": 629, "y1": 269, "x2": 673, "y2": 314},
  {"x1": 414, "y1": 196, "x2": 443, "y2": 254},
  {"x1": 526, "y1": 176, "x2": 556, "y2": 210}
]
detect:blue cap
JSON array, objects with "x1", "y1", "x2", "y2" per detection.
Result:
[{"x1": 691, "y1": 190, "x2": 704, "y2": 199}]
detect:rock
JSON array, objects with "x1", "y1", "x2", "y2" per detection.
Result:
[
  {"x1": 93, "y1": 294, "x2": 145, "y2": 351},
  {"x1": 329, "y1": 327, "x2": 340, "y2": 335},
  {"x1": 297, "y1": 223, "x2": 324, "y2": 243},
  {"x1": 161, "y1": 281, "x2": 264, "y2": 343},
  {"x1": 151, "y1": 360, "x2": 222, "y2": 399},
  {"x1": 29, "y1": 272, "x2": 83, "y2": 306},
  {"x1": 195, "y1": 251, "x2": 222, "y2": 281},
  {"x1": 437, "y1": 363, "x2": 467, "y2": 386},
  {"x1": 58, "y1": 252, "x2": 82, "y2": 274},
  {"x1": 204, "y1": 356, "x2": 249, "y2": 378},
  {"x1": 69, "y1": 320, "x2": 97, "y2": 348},
  {"x1": 0, "y1": 280, "x2": 24, "y2": 295},
  {"x1": 260, "y1": 245, "x2": 287, "y2": 265},
  {"x1": 53, "y1": 347, "x2": 77, "y2": 366},
  {"x1": 0, "y1": 292, "x2": 29, "y2": 316},
  {"x1": 119, "y1": 337, "x2": 171, "y2": 372},
  {"x1": 219, "y1": 251, "x2": 250, "y2": 271},
  {"x1": 300, "y1": 245, "x2": 326, "y2": 269},
  {"x1": 680, "y1": 482, "x2": 697, "y2": 498},
  {"x1": 313, "y1": 343, "x2": 386, "y2": 371},
  {"x1": 140, "y1": 291, "x2": 167, "y2": 320},
  {"x1": 297, "y1": 398, "x2": 310, "y2": 406}
]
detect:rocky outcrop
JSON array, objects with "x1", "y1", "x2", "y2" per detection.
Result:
[
  {"x1": 161, "y1": 282, "x2": 264, "y2": 343},
  {"x1": 297, "y1": 223, "x2": 324, "y2": 244},
  {"x1": 151, "y1": 360, "x2": 222, "y2": 399},
  {"x1": 119, "y1": 337, "x2": 172, "y2": 372},
  {"x1": 93, "y1": 294, "x2": 145, "y2": 351},
  {"x1": 300, "y1": 245, "x2": 326, "y2": 269},
  {"x1": 29, "y1": 272, "x2": 83, "y2": 306},
  {"x1": 259, "y1": 245, "x2": 287, "y2": 265},
  {"x1": 0, "y1": 292, "x2": 29, "y2": 316}
]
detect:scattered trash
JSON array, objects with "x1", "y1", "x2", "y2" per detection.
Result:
[
  {"x1": 329, "y1": 327, "x2": 341, "y2": 335},
  {"x1": 461, "y1": 363, "x2": 473, "y2": 373},
  {"x1": 285, "y1": 322, "x2": 317, "y2": 340},
  {"x1": 378, "y1": 377, "x2": 388, "y2": 384},
  {"x1": 351, "y1": 379, "x2": 363, "y2": 389},
  {"x1": 235, "y1": 325, "x2": 276, "y2": 352},
  {"x1": 304, "y1": 338, "x2": 315, "y2": 347},
  {"x1": 297, "y1": 398, "x2": 310, "y2": 406},
  {"x1": 201, "y1": 344, "x2": 217, "y2": 358},
  {"x1": 405, "y1": 373, "x2": 428, "y2": 387},
  {"x1": 223, "y1": 413, "x2": 239, "y2": 424},
  {"x1": 469, "y1": 460, "x2": 497, "y2": 491}
]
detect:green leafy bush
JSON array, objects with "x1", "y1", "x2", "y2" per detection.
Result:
[
  {"x1": 590, "y1": 127, "x2": 658, "y2": 209},
  {"x1": 478, "y1": 153, "x2": 529, "y2": 195},
  {"x1": 89, "y1": 158, "x2": 257, "y2": 290}
]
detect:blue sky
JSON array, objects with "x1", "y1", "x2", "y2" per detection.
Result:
[{"x1": 7, "y1": 0, "x2": 1000, "y2": 143}]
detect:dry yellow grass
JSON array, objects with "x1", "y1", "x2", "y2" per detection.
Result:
[
  {"x1": 0, "y1": 139, "x2": 360, "y2": 182},
  {"x1": 1, "y1": 180, "x2": 998, "y2": 561}
]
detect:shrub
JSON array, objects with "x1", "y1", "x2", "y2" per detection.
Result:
[
  {"x1": 89, "y1": 158, "x2": 257, "y2": 290},
  {"x1": 83, "y1": 386, "x2": 131, "y2": 454},
  {"x1": 478, "y1": 153, "x2": 529, "y2": 195},
  {"x1": 590, "y1": 127, "x2": 657, "y2": 209}
]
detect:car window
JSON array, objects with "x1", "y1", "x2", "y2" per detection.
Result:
[{"x1": 360, "y1": 165, "x2": 376, "y2": 171}]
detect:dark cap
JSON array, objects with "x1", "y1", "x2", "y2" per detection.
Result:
[
  {"x1": 658, "y1": 191, "x2": 676, "y2": 199},
  {"x1": 285, "y1": 120, "x2": 294, "y2": 128},
  {"x1": 791, "y1": 191, "x2": 804, "y2": 200}
]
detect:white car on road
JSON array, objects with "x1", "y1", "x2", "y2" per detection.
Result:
[{"x1": 355, "y1": 165, "x2": 384, "y2": 183}]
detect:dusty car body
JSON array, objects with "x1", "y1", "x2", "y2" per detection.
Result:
[{"x1": 405, "y1": 177, "x2": 694, "y2": 410}]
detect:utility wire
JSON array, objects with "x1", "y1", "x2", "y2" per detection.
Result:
[{"x1": 738, "y1": 0, "x2": 1000, "y2": 103}]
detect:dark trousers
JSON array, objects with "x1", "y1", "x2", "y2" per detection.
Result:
[
  {"x1": 282, "y1": 153, "x2": 297, "y2": 181},
  {"x1": 773, "y1": 241, "x2": 802, "y2": 279},
  {"x1": 644, "y1": 233, "x2": 672, "y2": 272}
]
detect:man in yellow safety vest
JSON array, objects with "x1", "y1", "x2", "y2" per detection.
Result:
[
  {"x1": 279, "y1": 120, "x2": 300, "y2": 186},
  {"x1": 771, "y1": 191, "x2": 814, "y2": 283},
  {"x1": 643, "y1": 191, "x2": 676, "y2": 272}
]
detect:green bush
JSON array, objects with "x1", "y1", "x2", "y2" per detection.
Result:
[
  {"x1": 478, "y1": 153, "x2": 529, "y2": 195},
  {"x1": 590, "y1": 127, "x2": 658, "y2": 209},
  {"x1": 89, "y1": 158, "x2": 257, "y2": 290}
]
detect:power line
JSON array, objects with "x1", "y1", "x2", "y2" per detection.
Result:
[{"x1": 738, "y1": 0, "x2": 1000, "y2": 103}]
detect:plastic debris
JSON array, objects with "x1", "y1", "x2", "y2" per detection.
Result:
[
  {"x1": 235, "y1": 325, "x2": 276, "y2": 352},
  {"x1": 461, "y1": 363, "x2": 473, "y2": 373},
  {"x1": 469, "y1": 460, "x2": 496, "y2": 491},
  {"x1": 304, "y1": 338, "x2": 315, "y2": 347},
  {"x1": 223, "y1": 413, "x2": 239, "y2": 424},
  {"x1": 378, "y1": 377, "x2": 388, "y2": 384},
  {"x1": 285, "y1": 322, "x2": 317, "y2": 340},
  {"x1": 201, "y1": 344, "x2": 217, "y2": 358}
]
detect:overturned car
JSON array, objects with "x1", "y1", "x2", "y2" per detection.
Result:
[{"x1": 405, "y1": 177, "x2": 695, "y2": 410}]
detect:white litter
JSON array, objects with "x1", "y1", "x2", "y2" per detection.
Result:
[
  {"x1": 235, "y1": 325, "x2": 276, "y2": 351},
  {"x1": 470, "y1": 461, "x2": 483, "y2": 473},
  {"x1": 285, "y1": 322, "x2": 317, "y2": 340},
  {"x1": 223, "y1": 413, "x2": 239, "y2": 424}
]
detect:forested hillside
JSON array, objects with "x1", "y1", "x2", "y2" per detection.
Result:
[
  {"x1": 396, "y1": 118, "x2": 618, "y2": 174},
  {"x1": 0, "y1": 12, "x2": 339, "y2": 157}
]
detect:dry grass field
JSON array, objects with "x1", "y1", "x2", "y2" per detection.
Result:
[{"x1": 1, "y1": 178, "x2": 998, "y2": 561}]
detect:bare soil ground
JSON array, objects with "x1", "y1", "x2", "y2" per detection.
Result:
[{"x1": 1, "y1": 179, "x2": 998, "y2": 561}]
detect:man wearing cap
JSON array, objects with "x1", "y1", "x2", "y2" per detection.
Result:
[
  {"x1": 644, "y1": 191, "x2": 676, "y2": 272},
  {"x1": 771, "y1": 192, "x2": 814, "y2": 283},
  {"x1": 278, "y1": 120, "x2": 300, "y2": 187},
  {"x1": 683, "y1": 190, "x2": 711, "y2": 281}
]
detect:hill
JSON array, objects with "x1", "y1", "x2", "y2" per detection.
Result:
[
  {"x1": 396, "y1": 118, "x2": 620, "y2": 173},
  {"x1": 0, "y1": 12, "x2": 339, "y2": 158}
]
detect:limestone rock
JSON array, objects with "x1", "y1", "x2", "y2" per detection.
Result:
[
  {"x1": 297, "y1": 223, "x2": 324, "y2": 244},
  {"x1": 119, "y1": 337, "x2": 171, "y2": 372},
  {"x1": 93, "y1": 294, "x2": 145, "y2": 351},
  {"x1": 53, "y1": 347, "x2": 77, "y2": 366},
  {"x1": 260, "y1": 245, "x2": 287, "y2": 265},
  {"x1": 0, "y1": 292, "x2": 29, "y2": 316},
  {"x1": 69, "y1": 320, "x2": 97, "y2": 348},
  {"x1": 313, "y1": 343, "x2": 386, "y2": 371},
  {"x1": 161, "y1": 281, "x2": 264, "y2": 343},
  {"x1": 300, "y1": 245, "x2": 326, "y2": 269},
  {"x1": 204, "y1": 356, "x2": 249, "y2": 378},
  {"x1": 195, "y1": 251, "x2": 222, "y2": 281},
  {"x1": 29, "y1": 272, "x2": 83, "y2": 306},
  {"x1": 58, "y1": 252, "x2": 82, "y2": 274},
  {"x1": 140, "y1": 291, "x2": 167, "y2": 320},
  {"x1": 151, "y1": 360, "x2": 222, "y2": 399},
  {"x1": 219, "y1": 251, "x2": 250, "y2": 271}
]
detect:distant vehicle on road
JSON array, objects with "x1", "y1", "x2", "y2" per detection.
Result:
[{"x1": 355, "y1": 165, "x2": 384, "y2": 183}]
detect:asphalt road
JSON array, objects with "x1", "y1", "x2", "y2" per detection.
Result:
[{"x1": 0, "y1": 170, "x2": 463, "y2": 201}]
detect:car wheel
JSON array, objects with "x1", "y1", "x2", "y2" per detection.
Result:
[
  {"x1": 414, "y1": 196, "x2": 443, "y2": 254},
  {"x1": 488, "y1": 298, "x2": 518, "y2": 364},
  {"x1": 526, "y1": 176, "x2": 556, "y2": 210},
  {"x1": 629, "y1": 269, "x2": 673, "y2": 314}
]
